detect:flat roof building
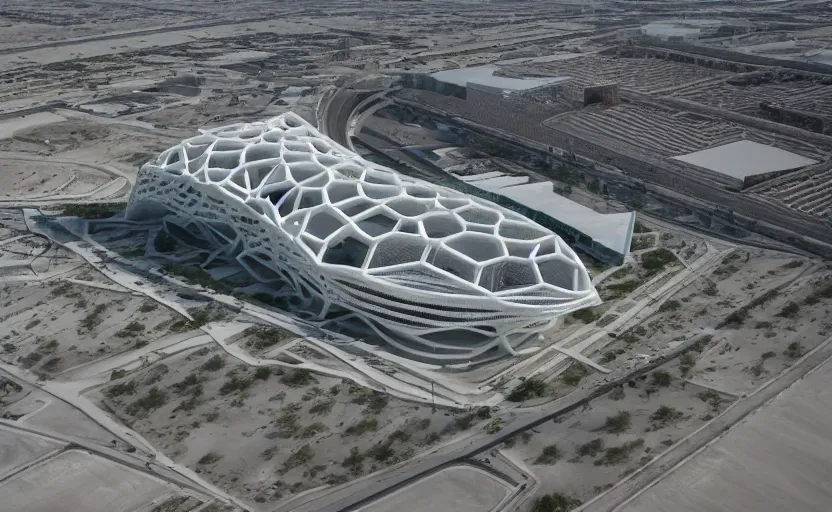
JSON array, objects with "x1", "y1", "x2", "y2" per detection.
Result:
[{"x1": 672, "y1": 140, "x2": 818, "y2": 188}]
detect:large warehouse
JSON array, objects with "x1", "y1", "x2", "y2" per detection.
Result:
[{"x1": 126, "y1": 113, "x2": 601, "y2": 362}]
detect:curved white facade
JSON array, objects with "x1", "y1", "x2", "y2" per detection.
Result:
[{"x1": 127, "y1": 113, "x2": 600, "y2": 362}]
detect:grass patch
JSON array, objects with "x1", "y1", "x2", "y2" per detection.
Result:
[
  {"x1": 60, "y1": 202, "x2": 126, "y2": 219},
  {"x1": 640, "y1": 248, "x2": 677, "y2": 276},
  {"x1": 570, "y1": 308, "x2": 600, "y2": 324},
  {"x1": 163, "y1": 263, "x2": 233, "y2": 294},
  {"x1": 603, "y1": 279, "x2": 641, "y2": 300},
  {"x1": 245, "y1": 326, "x2": 292, "y2": 351},
  {"x1": 561, "y1": 363, "x2": 589, "y2": 386},
  {"x1": 153, "y1": 230, "x2": 179, "y2": 253},
  {"x1": 506, "y1": 378, "x2": 547, "y2": 402}
]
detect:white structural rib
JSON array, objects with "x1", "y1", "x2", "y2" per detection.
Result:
[{"x1": 127, "y1": 112, "x2": 601, "y2": 362}]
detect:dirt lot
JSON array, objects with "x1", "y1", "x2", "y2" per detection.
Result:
[
  {"x1": 90, "y1": 345, "x2": 493, "y2": 509},
  {"x1": 0, "y1": 272, "x2": 182, "y2": 377}
]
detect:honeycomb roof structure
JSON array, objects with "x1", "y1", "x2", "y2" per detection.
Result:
[{"x1": 127, "y1": 112, "x2": 600, "y2": 362}]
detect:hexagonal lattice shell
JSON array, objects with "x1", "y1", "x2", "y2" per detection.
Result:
[{"x1": 127, "y1": 113, "x2": 600, "y2": 362}]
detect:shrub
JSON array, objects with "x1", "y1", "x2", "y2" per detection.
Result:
[
  {"x1": 138, "y1": 300, "x2": 157, "y2": 313},
  {"x1": 650, "y1": 405, "x2": 683, "y2": 427},
  {"x1": 651, "y1": 370, "x2": 672, "y2": 387},
  {"x1": 784, "y1": 342, "x2": 804, "y2": 359},
  {"x1": 342, "y1": 447, "x2": 364, "y2": 474},
  {"x1": 367, "y1": 443, "x2": 395, "y2": 462},
  {"x1": 25, "y1": 319, "x2": 41, "y2": 330},
  {"x1": 697, "y1": 390, "x2": 725, "y2": 411},
  {"x1": 761, "y1": 351, "x2": 776, "y2": 359},
  {"x1": 80, "y1": 304, "x2": 107, "y2": 331},
  {"x1": 110, "y1": 369, "x2": 127, "y2": 381},
  {"x1": 424, "y1": 432, "x2": 441, "y2": 445},
  {"x1": 130, "y1": 387, "x2": 167, "y2": 412},
  {"x1": 506, "y1": 378, "x2": 547, "y2": 402},
  {"x1": 298, "y1": 423, "x2": 329, "y2": 439},
  {"x1": 576, "y1": 438, "x2": 604, "y2": 458},
  {"x1": 484, "y1": 419, "x2": 502, "y2": 434},
  {"x1": 594, "y1": 439, "x2": 644, "y2": 466},
  {"x1": 532, "y1": 493, "x2": 582, "y2": 512},
  {"x1": 219, "y1": 375, "x2": 251, "y2": 395},
  {"x1": 115, "y1": 321, "x2": 145, "y2": 338},
  {"x1": 198, "y1": 452, "x2": 222, "y2": 465},
  {"x1": 363, "y1": 392, "x2": 388, "y2": 414},
  {"x1": 105, "y1": 381, "x2": 137, "y2": 398},
  {"x1": 309, "y1": 399, "x2": 335, "y2": 415},
  {"x1": 280, "y1": 369, "x2": 317, "y2": 388},
  {"x1": 601, "y1": 351, "x2": 617, "y2": 363},
  {"x1": 777, "y1": 302, "x2": 800, "y2": 318},
  {"x1": 282, "y1": 444, "x2": 314, "y2": 473},
  {"x1": 200, "y1": 355, "x2": 225, "y2": 372},
  {"x1": 42, "y1": 339, "x2": 59, "y2": 352},
  {"x1": 600, "y1": 411, "x2": 631, "y2": 434},
  {"x1": 535, "y1": 444, "x2": 562, "y2": 465},
  {"x1": 344, "y1": 417, "x2": 378, "y2": 436},
  {"x1": 254, "y1": 366, "x2": 272, "y2": 380},
  {"x1": 658, "y1": 300, "x2": 680, "y2": 313},
  {"x1": 476, "y1": 406, "x2": 492, "y2": 419},
  {"x1": 679, "y1": 353, "x2": 696, "y2": 377}
]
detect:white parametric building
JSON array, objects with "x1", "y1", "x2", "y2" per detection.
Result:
[{"x1": 127, "y1": 113, "x2": 600, "y2": 362}]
